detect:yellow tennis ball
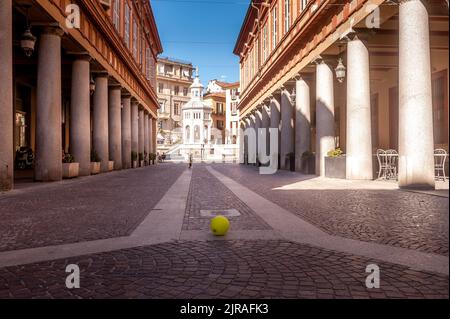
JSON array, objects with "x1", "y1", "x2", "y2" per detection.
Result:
[{"x1": 210, "y1": 215, "x2": 230, "y2": 236}]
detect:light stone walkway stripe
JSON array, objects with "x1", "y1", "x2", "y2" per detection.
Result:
[
  {"x1": 207, "y1": 166, "x2": 449, "y2": 276},
  {"x1": 0, "y1": 169, "x2": 192, "y2": 268}
]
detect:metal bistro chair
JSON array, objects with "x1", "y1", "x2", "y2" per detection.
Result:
[
  {"x1": 434, "y1": 149, "x2": 448, "y2": 181},
  {"x1": 376, "y1": 149, "x2": 388, "y2": 179},
  {"x1": 386, "y1": 149, "x2": 398, "y2": 180}
]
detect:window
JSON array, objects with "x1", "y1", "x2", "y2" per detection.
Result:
[
  {"x1": 301, "y1": 0, "x2": 308, "y2": 11},
  {"x1": 262, "y1": 23, "x2": 268, "y2": 62},
  {"x1": 158, "y1": 83, "x2": 164, "y2": 93},
  {"x1": 216, "y1": 103, "x2": 224, "y2": 115},
  {"x1": 165, "y1": 64, "x2": 173, "y2": 74},
  {"x1": 133, "y1": 20, "x2": 138, "y2": 58},
  {"x1": 432, "y1": 71, "x2": 449, "y2": 145},
  {"x1": 146, "y1": 47, "x2": 151, "y2": 80},
  {"x1": 183, "y1": 87, "x2": 189, "y2": 96},
  {"x1": 272, "y1": 6, "x2": 277, "y2": 50},
  {"x1": 217, "y1": 120, "x2": 224, "y2": 130},
  {"x1": 174, "y1": 86, "x2": 179, "y2": 96},
  {"x1": 174, "y1": 103, "x2": 180, "y2": 116},
  {"x1": 113, "y1": 0, "x2": 120, "y2": 31},
  {"x1": 231, "y1": 102, "x2": 237, "y2": 115},
  {"x1": 284, "y1": 0, "x2": 291, "y2": 34},
  {"x1": 124, "y1": 3, "x2": 130, "y2": 47}
]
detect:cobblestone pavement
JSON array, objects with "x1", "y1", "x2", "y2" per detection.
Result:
[
  {"x1": 183, "y1": 166, "x2": 271, "y2": 231},
  {"x1": 0, "y1": 164, "x2": 186, "y2": 252},
  {"x1": 212, "y1": 164, "x2": 449, "y2": 256},
  {"x1": 0, "y1": 240, "x2": 447, "y2": 299}
]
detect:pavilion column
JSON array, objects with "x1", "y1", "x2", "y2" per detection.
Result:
[
  {"x1": 121, "y1": 95, "x2": 132, "y2": 169},
  {"x1": 398, "y1": 0, "x2": 434, "y2": 189},
  {"x1": 270, "y1": 94, "x2": 281, "y2": 170},
  {"x1": 144, "y1": 112, "x2": 149, "y2": 158},
  {"x1": 35, "y1": 27, "x2": 64, "y2": 182},
  {"x1": 108, "y1": 85, "x2": 122, "y2": 170},
  {"x1": 0, "y1": 0, "x2": 13, "y2": 190},
  {"x1": 346, "y1": 35, "x2": 373, "y2": 180},
  {"x1": 315, "y1": 60, "x2": 335, "y2": 176},
  {"x1": 93, "y1": 73, "x2": 109, "y2": 173},
  {"x1": 70, "y1": 56, "x2": 91, "y2": 176},
  {"x1": 138, "y1": 108, "x2": 145, "y2": 162},
  {"x1": 280, "y1": 88, "x2": 294, "y2": 170},
  {"x1": 131, "y1": 101, "x2": 139, "y2": 164},
  {"x1": 295, "y1": 77, "x2": 311, "y2": 172}
]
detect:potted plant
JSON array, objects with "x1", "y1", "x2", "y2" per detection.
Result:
[
  {"x1": 108, "y1": 159, "x2": 114, "y2": 171},
  {"x1": 138, "y1": 153, "x2": 144, "y2": 167},
  {"x1": 300, "y1": 151, "x2": 315, "y2": 174},
  {"x1": 62, "y1": 152, "x2": 79, "y2": 179},
  {"x1": 131, "y1": 151, "x2": 138, "y2": 168},
  {"x1": 90, "y1": 149, "x2": 101, "y2": 175},
  {"x1": 285, "y1": 152, "x2": 295, "y2": 172},
  {"x1": 144, "y1": 151, "x2": 148, "y2": 166},
  {"x1": 149, "y1": 153, "x2": 157, "y2": 165},
  {"x1": 325, "y1": 148, "x2": 346, "y2": 179}
]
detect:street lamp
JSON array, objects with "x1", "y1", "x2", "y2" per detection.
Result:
[
  {"x1": 335, "y1": 58, "x2": 346, "y2": 83},
  {"x1": 20, "y1": 5, "x2": 36, "y2": 58}
]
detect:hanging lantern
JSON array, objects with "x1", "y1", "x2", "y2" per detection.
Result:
[
  {"x1": 20, "y1": 27, "x2": 36, "y2": 57},
  {"x1": 90, "y1": 76, "x2": 96, "y2": 95},
  {"x1": 335, "y1": 58, "x2": 346, "y2": 83}
]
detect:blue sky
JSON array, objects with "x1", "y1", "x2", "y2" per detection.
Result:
[{"x1": 151, "y1": 0, "x2": 248, "y2": 85}]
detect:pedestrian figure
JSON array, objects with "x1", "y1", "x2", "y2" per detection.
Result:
[{"x1": 189, "y1": 153, "x2": 193, "y2": 169}]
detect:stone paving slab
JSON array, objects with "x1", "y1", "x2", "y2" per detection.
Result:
[
  {"x1": 0, "y1": 164, "x2": 186, "y2": 252},
  {"x1": 212, "y1": 164, "x2": 449, "y2": 256},
  {"x1": 0, "y1": 168, "x2": 192, "y2": 268},
  {"x1": 0, "y1": 240, "x2": 447, "y2": 299},
  {"x1": 182, "y1": 166, "x2": 271, "y2": 231}
]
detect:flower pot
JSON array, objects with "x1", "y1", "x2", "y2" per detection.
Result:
[
  {"x1": 62, "y1": 162, "x2": 79, "y2": 179},
  {"x1": 300, "y1": 156, "x2": 316, "y2": 174},
  {"x1": 325, "y1": 156, "x2": 346, "y2": 179},
  {"x1": 140, "y1": 160, "x2": 144, "y2": 167},
  {"x1": 91, "y1": 162, "x2": 101, "y2": 175},
  {"x1": 108, "y1": 161, "x2": 114, "y2": 171},
  {"x1": 132, "y1": 161, "x2": 138, "y2": 168}
]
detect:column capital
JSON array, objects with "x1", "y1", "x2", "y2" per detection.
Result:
[
  {"x1": 93, "y1": 71, "x2": 109, "y2": 79},
  {"x1": 68, "y1": 52, "x2": 91, "y2": 62},
  {"x1": 40, "y1": 26, "x2": 64, "y2": 37},
  {"x1": 292, "y1": 73, "x2": 302, "y2": 81}
]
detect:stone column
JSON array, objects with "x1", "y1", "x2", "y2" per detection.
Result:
[
  {"x1": 144, "y1": 112, "x2": 149, "y2": 158},
  {"x1": 315, "y1": 60, "x2": 335, "y2": 176},
  {"x1": 93, "y1": 73, "x2": 109, "y2": 173},
  {"x1": 346, "y1": 35, "x2": 373, "y2": 180},
  {"x1": 0, "y1": 0, "x2": 13, "y2": 190},
  {"x1": 70, "y1": 56, "x2": 91, "y2": 176},
  {"x1": 121, "y1": 95, "x2": 132, "y2": 169},
  {"x1": 398, "y1": 0, "x2": 434, "y2": 189},
  {"x1": 138, "y1": 108, "x2": 145, "y2": 161},
  {"x1": 254, "y1": 109, "x2": 263, "y2": 164},
  {"x1": 108, "y1": 85, "x2": 122, "y2": 170},
  {"x1": 148, "y1": 116, "x2": 153, "y2": 155},
  {"x1": 261, "y1": 103, "x2": 271, "y2": 164},
  {"x1": 295, "y1": 77, "x2": 311, "y2": 171},
  {"x1": 35, "y1": 27, "x2": 64, "y2": 182},
  {"x1": 131, "y1": 101, "x2": 139, "y2": 162},
  {"x1": 280, "y1": 88, "x2": 294, "y2": 170},
  {"x1": 270, "y1": 93, "x2": 282, "y2": 169},
  {"x1": 152, "y1": 117, "x2": 157, "y2": 153}
]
